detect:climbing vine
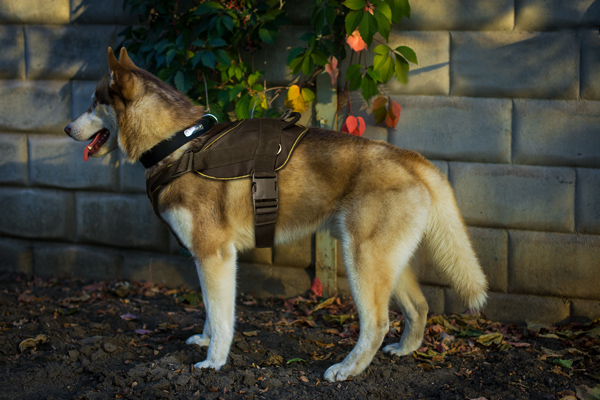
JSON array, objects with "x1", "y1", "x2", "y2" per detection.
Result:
[{"x1": 120, "y1": 0, "x2": 416, "y2": 132}]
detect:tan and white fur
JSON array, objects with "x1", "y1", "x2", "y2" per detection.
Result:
[{"x1": 65, "y1": 47, "x2": 488, "y2": 382}]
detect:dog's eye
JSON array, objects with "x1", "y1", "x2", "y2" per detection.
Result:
[{"x1": 93, "y1": 101, "x2": 97, "y2": 108}]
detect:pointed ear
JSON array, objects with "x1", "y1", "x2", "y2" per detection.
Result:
[
  {"x1": 108, "y1": 47, "x2": 135, "y2": 99},
  {"x1": 119, "y1": 47, "x2": 138, "y2": 70}
]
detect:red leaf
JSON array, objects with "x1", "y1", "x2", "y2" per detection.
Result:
[
  {"x1": 325, "y1": 56, "x2": 339, "y2": 87},
  {"x1": 346, "y1": 30, "x2": 367, "y2": 52},
  {"x1": 385, "y1": 100, "x2": 401, "y2": 128},
  {"x1": 311, "y1": 278, "x2": 323, "y2": 297},
  {"x1": 341, "y1": 116, "x2": 365, "y2": 136}
]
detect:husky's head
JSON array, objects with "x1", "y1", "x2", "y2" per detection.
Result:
[{"x1": 65, "y1": 47, "x2": 204, "y2": 163}]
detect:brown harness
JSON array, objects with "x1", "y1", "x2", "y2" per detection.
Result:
[{"x1": 145, "y1": 113, "x2": 308, "y2": 248}]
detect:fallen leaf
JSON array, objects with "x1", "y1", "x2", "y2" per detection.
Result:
[
  {"x1": 576, "y1": 384, "x2": 600, "y2": 400},
  {"x1": 476, "y1": 332, "x2": 503, "y2": 346},
  {"x1": 312, "y1": 297, "x2": 336, "y2": 312},
  {"x1": 553, "y1": 358, "x2": 573, "y2": 369},
  {"x1": 323, "y1": 314, "x2": 353, "y2": 326},
  {"x1": 286, "y1": 358, "x2": 307, "y2": 365},
  {"x1": 260, "y1": 354, "x2": 283, "y2": 367},
  {"x1": 242, "y1": 331, "x2": 258, "y2": 337},
  {"x1": 135, "y1": 329, "x2": 152, "y2": 335},
  {"x1": 299, "y1": 376, "x2": 309, "y2": 382},
  {"x1": 121, "y1": 313, "x2": 138, "y2": 321},
  {"x1": 19, "y1": 334, "x2": 48, "y2": 352}
]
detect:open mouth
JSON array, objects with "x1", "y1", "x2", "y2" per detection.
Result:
[{"x1": 83, "y1": 129, "x2": 110, "y2": 161}]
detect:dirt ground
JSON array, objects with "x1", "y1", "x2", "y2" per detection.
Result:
[{"x1": 1, "y1": 273, "x2": 598, "y2": 400}]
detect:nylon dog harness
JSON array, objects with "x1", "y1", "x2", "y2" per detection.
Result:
[{"x1": 144, "y1": 112, "x2": 308, "y2": 248}]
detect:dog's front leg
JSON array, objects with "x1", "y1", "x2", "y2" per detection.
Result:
[
  {"x1": 188, "y1": 243, "x2": 237, "y2": 370},
  {"x1": 185, "y1": 298, "x2": 211, "y2": 347}
]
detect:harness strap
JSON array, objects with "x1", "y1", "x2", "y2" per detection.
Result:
[{"x1": 252, "y1": 118, "x2": 283, "y2": 248}]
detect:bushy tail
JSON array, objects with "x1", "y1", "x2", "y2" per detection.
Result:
[{"x1": 422, "y1": 170, "x2": 488, "y2": 310}]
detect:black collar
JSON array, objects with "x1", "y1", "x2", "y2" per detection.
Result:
[{"x1": 139, "y1": 115, "x2": 218, "y2": 169}]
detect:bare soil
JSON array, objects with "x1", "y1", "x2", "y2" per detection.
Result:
[{"x1": 1, "y1": 273, "x2": 598, "y2": 400}]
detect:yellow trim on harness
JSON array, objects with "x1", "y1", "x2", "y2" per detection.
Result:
[{"x1": 203, "y1": 120, "x2": 245, "y2": 152}]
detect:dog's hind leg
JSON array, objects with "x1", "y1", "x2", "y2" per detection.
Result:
[
  {"x1": 189, "y1": 242, "x2": 237, "y2": 370},
  {"x1": 383, "y1": 268, "x2": 428, "y2": 356}
]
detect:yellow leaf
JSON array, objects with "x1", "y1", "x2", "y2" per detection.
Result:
[{"x1": 284, "y1": 84, "x2": 307, "y2": 113}]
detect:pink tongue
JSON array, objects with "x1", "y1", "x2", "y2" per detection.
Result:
[{"x1": 83, "y1": 133, "x2": 104, "y2": 162}]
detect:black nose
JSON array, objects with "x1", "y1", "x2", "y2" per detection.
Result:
[{"x1": 64, "y1": 124, "x2": 71, "y2": 135}]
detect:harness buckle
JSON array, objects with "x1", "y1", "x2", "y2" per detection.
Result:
[{"x1": 252, "y1": 172, "x2": 278, "y2": 227}]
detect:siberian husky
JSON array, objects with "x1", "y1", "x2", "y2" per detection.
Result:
[{"x1": 65, "y1": 47, "x2": 488, "y2": 382}]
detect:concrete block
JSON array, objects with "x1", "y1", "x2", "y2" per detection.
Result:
[
  {"x1": 238, "y1": 247, "x2": 273, "y2": 265},
  {"x1": 451, "y1": 32, "x2": 579, "y2": 99},
  {"x1": 71, "y1": 0, "x2": 138, "y2": 24},
  {"x1": 581, "y1": 30, "x2": 600, "y2": 100},
  {"x1": 450, "y1": 163, "x2": 575, "y2": 232},
  {"x1": 238, "y1": 263, "x2": 312, "y2": 298},
  {"x1": 421, "y1": 285, "x2": 445, "y2": 315},
  {"x1": 430, "y1": 160, "x2": 448, "y2": 177},
  {"x1": 513, "y1": 99, "x2": 600, "y2": 168},
  {"x1": 72, "y1": 81, "x2": 97, "y2": 119},
  {"x1": 0, "y1": 238, "x2": 32, "y2": 274},
  {"x1": 273, "y1": 236, "x2": 312, "y2": 269},
  {"x1": 571, "y1": 299, "x2": 600, "y2": 320},
  {"x1": 509, "y1": 230, "x2": 600, "y2": 301},
  {"x1": 576, "y1": 168, "x2": 600, "y2": 234},
  {"x1": 515, "y1": 0, "x2": 600, "y2": 30},
  {"x1": 0, "y1": 26, "x2": 25, "y2": 79},
  {"x1": 0, "y1": 188, "x2": 74, "y2": 241},
  {"x1": 0, "y1": 0, "x2": 69, "y2": 24},
  {"x1": 25, "y1": 25, "x2": 117, "y2": 80},
  {"x1": 33, "y1": 243, "x2": 121, "y2": 280},
  {"x1": 446, "y1": 290, "x2": 570, "y2": 324},
  {"x1": 362, "y1": 125, "x2": 388, "y2": 142},
  {"x1": 0, "y1": 80, "x2": 71, "y2": 133},
  {"x1": 119, "y1": 155, "x2": 147, "y2": 193},
  {"x1": 390, "y1": 96, "x2": 511, "y2": 163},
  {"x1": 385, "y1": 31, "x2": 450, "y2": 96},
  {"x1": 0, "y1": 133, "x2": 28, "y2": 185},
  {"x1": 75, "y1": 192, "x2": 169, "y2": 251},
  {"x1": 416, "y1": 227, "x2": 507, "y2": 293},
  {"x1": 123, "y1": 251, "x2": 197, "y2": 288},
  {"x1": 29, "y1": 135, "x2": 118, "y2": 190},
  {"x1": 398, "y1": 0, "x2": 514, "y2": 31}
]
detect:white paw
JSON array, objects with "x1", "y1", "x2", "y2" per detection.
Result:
[
  {"x1": 324, "y1": 363, "x2": 352, "y2": 382},
  {"x1": 193, "y1": 359, "x2": 225, "y2": 371},
  {"x1": 382, "y1": 343, "x2": 414, "y2": 357},
  {"x1": 186, "y1": 334, "x2": 210, "y2": 347}
]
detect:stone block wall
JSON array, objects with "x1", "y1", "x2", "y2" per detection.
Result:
[{"x1": 0, "y1": 0, "x2": 598, "y2": 323}]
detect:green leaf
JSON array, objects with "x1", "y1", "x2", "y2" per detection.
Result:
[
  {"x1": 373, "y1": 0, "x2": 392, "y2": 21},
  {"x1": 201, "y1": 51, "x2": 216, "y2": 69},
  {"x1": 286, "y1": 358, "x2": 307, "y2": 365},
  {"x1": 209, "y1": 38, "x2": 227, "y2": 48},
  {"x1": 235, "y1": 94, "x2": 251, "y2": 119},
  {"x1": 194, "y1": 1, "x2": 223, "y2": 15},
  {"x1": 374, "y1": 10, "x2": 391, "y2": 41},
  {"x1": 390, "y1": 0, "x2": 410, "y2": 22},
  {"x1": 360, "y1": 74, "x2": 379, "y2": 100},
  {"x1": 311, "y1": 51, "x2": 329, "y2": 66},
  {"x1": 345, "y1": 10, "x2": 364, "y2": 34},
  {"x1": 301, "y1": 55, "x2": 314, "y2": 76},
  {"x1": 214, "y1": 49, "x2": 231, "y2": 66},
  {"x1": 374, "y1": 54, "x2": 395, "y2": 82},
  {"x1": 342, "y1": 0, "x2": 366, "y2": 11},
  {"x1": 349, "y1": 74, "x2": 362, "y2": 91},
  {"x1": 358, "y1": 11, "x2": 378, "y2": 46},
  {"x1": 394, "y1": 54, "x2": 409, "y2": 84},
  {"x1": 301, "y1": 87, "x2": 315, "y2": 102},
  {"x1": 165, "y1": 49, "x2": 177, "y2": 66},
  {"x1": 222, "y1": 15, "x2": 234, "y2": 31},
  {"x1": 345, "y1": 63, "x2": 363, "y2": 81},
  {"x1": 366, "y1": 67, "x2": 382, "y2": 83},
  {"x1": 287, "y1": 47, "x2": 305, "y2": 65},
  {"x1": 373, "y1": 44, "x2": 390, "y2": 55},
  {"x1": 191, "y1": 51, "x2": 204, "y2": 68},
  {"x1": 289, "y1": 56, "x2": 304, "y2": 74},
  {"x1": 259, "y1": 26, "x2": 277, "y2": 45},
  {"x1": 395, "y1": 45, "x2": 418, "y2": 64},
  {"x1": 553, "y1": 358, "x2": 574, "y2": 369},
  {"x1": 247, "y1": 71, "x2": 261, "y2": 87},
  {"x1": 174, "y1": 70, "x2": 189, "y2": 93}
]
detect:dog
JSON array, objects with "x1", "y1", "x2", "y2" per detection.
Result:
[{"x1": 65, "y1": 47, "x2": 488, "y2": 382}]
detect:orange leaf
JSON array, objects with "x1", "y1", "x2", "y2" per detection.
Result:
[
  {"x1": 372, "y1": 96, "x2": 388, "y2": 125},
  {"x1": 346, "y1": 30, "x2": 367, "y2": 52},
  {"x1": 385, "y1": 100, "x2": 401, "y2": 128}
]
